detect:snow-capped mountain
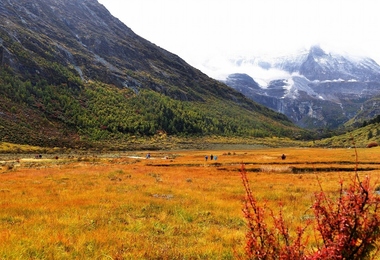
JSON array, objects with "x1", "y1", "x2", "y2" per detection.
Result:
[
  {"x1": 221, "y1": 46, "x2": 380, "y2": 129},
  {"x1": 271, "y1": 46, "x2": 380, "y2": 81}
]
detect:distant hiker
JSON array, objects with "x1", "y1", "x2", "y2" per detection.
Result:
[
  {"x1": 210, "y1": 154, "x2": 214, "y2": 160},
  {"x1": 281, "y1": 154, "x2": 286, "y2": 160},
  {"x1": 205, "y1": 155, "x2": 208, "y2": 161},
  {"x1": 214, "y1": 155, "x2": 218, "y2": 161},
  {"x1": 146, "y1": 153, "x2": 151, "y2": 159}
]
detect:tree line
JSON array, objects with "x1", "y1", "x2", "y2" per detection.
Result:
[{"x1": 0, "y1": 67, "x2": 303, "y2": 142}]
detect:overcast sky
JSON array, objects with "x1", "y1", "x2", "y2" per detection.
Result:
[{"x1": 98, "y1": 0, "x2": 380, "y2": 72}]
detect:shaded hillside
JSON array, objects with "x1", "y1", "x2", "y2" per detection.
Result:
[
  {"x1": 0, "y1": 0, "x2": 306, "y2": 148},
  {"x1": 344, "y1": 95, "x2": 380, "y2": 128}
]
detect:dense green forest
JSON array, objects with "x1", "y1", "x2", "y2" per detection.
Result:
[{"x1": 0, "y1": 66, "x2": 307, "y2": 148}]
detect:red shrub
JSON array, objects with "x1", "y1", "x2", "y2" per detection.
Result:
[
  {"x1": 241, "y1": 164, "x2": 309, "y2": 259},
  {"x1": 241, "y1": 153, "x2": 380, "y2": 259},
  {"x1": 367, "y1": 142, "x2": 378, "y2": 148}
]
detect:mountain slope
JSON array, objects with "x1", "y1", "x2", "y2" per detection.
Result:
[
  {"x1": 222, "y1": 46, "x2": 380, "y2": 130},
  {"x1": 345, "y1": 94, "x2": 380, "y2": 128},
  {"x1": 0, "y1": 0, "x2": 305, "y2": 148}
]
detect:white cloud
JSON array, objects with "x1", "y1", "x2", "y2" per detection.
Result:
[
  {"x1": 98, "y1": 0, "x2": 380, "y2": 69},
  {"x1": 196, "y1": 55, "x2": 292, "y2": 86}
]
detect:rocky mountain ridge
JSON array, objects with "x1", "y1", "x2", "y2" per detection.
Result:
[{"x1": 223, "y1": 46, "x2": 380, "y2": 129}]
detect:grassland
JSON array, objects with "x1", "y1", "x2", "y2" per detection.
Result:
[{"x1": 1, "y1": 147, "x2": 380, "y2": 259}]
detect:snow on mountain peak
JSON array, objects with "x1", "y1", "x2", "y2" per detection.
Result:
[{"x1": 221, "y1": 45, "x2": 380, "y2": 130}]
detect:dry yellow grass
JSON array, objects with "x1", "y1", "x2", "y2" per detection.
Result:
[{"x1": 1, "y1": 147, "x2": 380, "y2": 259}]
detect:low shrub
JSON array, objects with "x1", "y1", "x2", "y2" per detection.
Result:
[
  {"x1": 241, "y1": 149, "x2": 380, "y2": 259},
  {"x1": 367, "y1": 142, "x2": 379, "y2": 148}
]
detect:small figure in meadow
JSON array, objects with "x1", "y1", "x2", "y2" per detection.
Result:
[
  {"x1": 214, "y1": 155, "x2": 218, "y2": 161},
  {"x1": 210, "y1": 154, "x2": 214, "y2": 160},
  {"x1": 146, "y1": 153, "x2": 151, "y2": 159},
  {"x1": 205, "y1": 155, "x2": 208, "y2": 161},
  {"x1": 281, "y1": 154, "x2": 286, "y2": 160}
]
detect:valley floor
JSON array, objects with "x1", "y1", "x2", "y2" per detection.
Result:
[{"x1": 1, "y1": 147, "x2": 380, "y2": 258}]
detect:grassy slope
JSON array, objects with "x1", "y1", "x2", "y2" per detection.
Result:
[{"x1": 314, "y1": 123, "x2": 380, "y2": 148}]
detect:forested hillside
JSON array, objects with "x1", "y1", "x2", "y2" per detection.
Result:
[{"x1": 0, "y1": 0, "x2": 307, "y2": 148}]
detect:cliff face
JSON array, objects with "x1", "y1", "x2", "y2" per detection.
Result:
[{"x1": 1, "y1": 0, "x2": 189, "y2": 92}]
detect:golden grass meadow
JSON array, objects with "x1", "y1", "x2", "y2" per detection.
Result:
[{"x1": 1, "y1": 147, "x2": 380, "y2": 259}]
